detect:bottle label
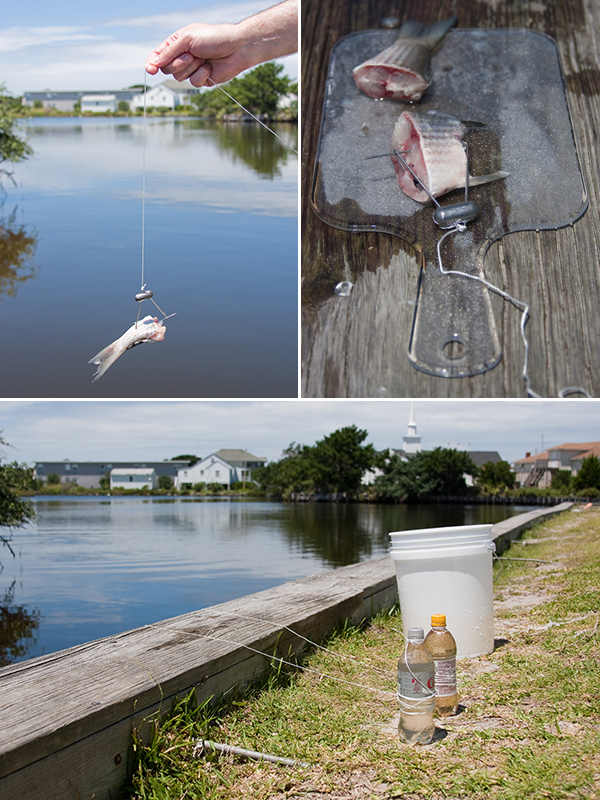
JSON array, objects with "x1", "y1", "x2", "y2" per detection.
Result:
[
  {"x1": 398, "y1": 668, "x2": 435, "y2": 698},
  {"x1": 434, "y1": 657, "x2": 457, "y2": 696}
]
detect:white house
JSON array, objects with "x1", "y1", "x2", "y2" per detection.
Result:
[
  {"x1": 110, "y1": 467, "x2": 157, "y2": 490},
  {"x1": 132, "y1": 81, "x2": 199, "y2": 111},
  {"x1": 81, "y1": 94, "x2": 117, "y2": 113},
  {"x1": 177, "y1": 455, "x2": 235, "y2": 488},
  {"x1": 176, "y1": 449, "x2": 267, "y2": 488}
]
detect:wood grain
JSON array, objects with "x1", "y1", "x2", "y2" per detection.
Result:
[{"x1": 302, "y1": 0, "x2": 600, "y2": 397}]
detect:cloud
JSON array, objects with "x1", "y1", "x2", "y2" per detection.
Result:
[
  {"x1": 0, "y1": 0, "x2": 297, "y2": 94},
  {"x1": 2, "y1": 400, "x2": 600, "y2": 468},
  {"x1": 107, "y1": 2, "x2": 266, "y2": 29},
  {"x1": 0, "y1": 26, "x2": 104, "y2": 53}
]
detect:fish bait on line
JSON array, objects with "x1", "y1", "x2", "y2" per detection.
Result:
[
  {"x1": 352, "y1": 16, "x2": 457, "y2": 102},
  {"x1": 390, "y1": 111, "x2": 508, "y2": 203},
  {"x1": 87, "y1": 314, "x2": 175, "y2": 382}
]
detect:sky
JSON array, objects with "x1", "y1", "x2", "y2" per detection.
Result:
[
  {"x1": 1, "y1": 399, "x2": 599, "y2": 467},
  {"x1": 0, "y1": 0, "x2": 298, "y2": 95}
]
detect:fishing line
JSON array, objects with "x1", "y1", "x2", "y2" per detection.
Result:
[
  {"x1": 387, "y1": 147, "x2": 590, "y2": 399},
  {"x1": 206, "y1": 78, "x2": 298, "y2": 155},
  {"x1": 209, "y1": 607, "x2": 392, "y2": 677},
  {"x1": 143, "y1": 620, "x2": 396, "y2": 698},
  {"x1": 136, "y1": 72, "x2": 175, "y2": 327}
]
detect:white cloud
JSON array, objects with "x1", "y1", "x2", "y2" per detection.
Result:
[
  {"x1": 0, "y1": 1, "x2": 297, "y2": 93},
  {"x1": 107, "y1": 2, "x2": 267, "y2": 29},
  {"x1": 1, "y1": 400, "x2": 600, "y2": 467}
]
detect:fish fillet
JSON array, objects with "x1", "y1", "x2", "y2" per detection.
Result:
[{"x1": 353, "y1": 17, "x2": 458, "y2": 102}]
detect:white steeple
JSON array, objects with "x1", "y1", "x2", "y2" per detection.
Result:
[{"x1": 402, "y1": 402, "x2": 422, "y2": 454}]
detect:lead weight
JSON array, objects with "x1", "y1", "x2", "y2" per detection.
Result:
[
  {"x1": 135, "y1": 290, "x2": 154, "y2": 302},
  {"x1": 433, "y1": 200, "x2": 480, "y2": 229}
]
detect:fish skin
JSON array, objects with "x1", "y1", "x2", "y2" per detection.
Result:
[
  {"x1": 353, "y1": 16, "x2": 458, "y2": 102},
  {"x1": 391, "y1": 111, "x2": 509, "y2": 203},
  {"x1": 88, "y1": 315, "x2": 167, "y2": 382}
]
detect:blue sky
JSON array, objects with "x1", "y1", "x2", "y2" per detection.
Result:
[
  {"x1": 0, "y1": 1, "x2": 298, "y2": 95},
  {"x1": 0, "y1": 400, "x2": 599, "y2": 466}
]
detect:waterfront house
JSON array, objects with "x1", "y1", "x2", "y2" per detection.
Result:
[
  {"x1": 176, "y1": 449, "x2": 267, "y2": 488},
  {"x1": 22, "y1": 81, "x2": 199, "y2": 113},
  {"x1": 512, "y1": 441, "x2": 600, "y2": 488},
  {"x1": 33, "y1": 460, "x2": 190, "y2": 489}
]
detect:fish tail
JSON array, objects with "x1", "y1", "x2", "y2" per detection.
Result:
[
  {"x1": 397, "y1": 16, "x2": 458, "y2": 49},
  {"x1": 87, "y1": 342, "x2": 122, "y2": 382},
  {"x1": 468, "y1": 171, "x2": 510, "y2": 188}
]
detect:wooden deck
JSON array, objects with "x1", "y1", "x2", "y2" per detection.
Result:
[
  {"x1": 301, "y1": 0, "x2": 600, "y2": 397},
  {"x1": 0, "y1": 503, "x2": 572, "y2": 800}
]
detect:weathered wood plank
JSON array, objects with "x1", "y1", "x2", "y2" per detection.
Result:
[
  {"x1": 0, "y1": 505, "x2": 573, "y2": 799},
  {"x1": 0, "y1": 559, "x2": 397, "y2": 799},
  {"x1": 302, "y1": 0, "x2": 600, "y2": 397}
]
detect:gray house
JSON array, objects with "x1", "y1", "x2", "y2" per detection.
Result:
[{"x1": 34, "y1": 460, "x2": 190, "y2": 489}]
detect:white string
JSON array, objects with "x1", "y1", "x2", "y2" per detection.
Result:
[
  {"x1": 214, "y1": 608, "x2": 392, "y2": 677},
  {"x1": 207, "y1": 78, "x2": 298, "y2": 155},
  {"x1": 140, "y1": 72, "x2": 147, "y2": 292},
  {"x1": 143, "y1": 620, "x2": 397, "y2": 698},
  {"x1": 436, "y1": 227, "x2": 539, "y2": 397}
]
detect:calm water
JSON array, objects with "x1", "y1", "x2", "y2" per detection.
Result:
[
  {"x1": 0, "y1": 117, "x2": 298, "y2": 397},
  {"x1": 0, "y1": 497, "x2": 529, "y2": 664}
]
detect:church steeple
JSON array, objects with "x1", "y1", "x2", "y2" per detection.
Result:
[{"x1": 402, "y1": 402, "x2": 422, "y2": 454}]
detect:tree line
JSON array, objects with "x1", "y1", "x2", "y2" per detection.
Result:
[{"x1": 253, "y1": 426, "x2": 600, "y2": 501}]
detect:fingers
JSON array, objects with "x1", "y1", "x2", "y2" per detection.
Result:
[
  {"x1": 188, "y1": 62, "x2": 213, "y2": 88},
  {"x1": 145, "y1": 28, "x2": 191, "y2": 72}
]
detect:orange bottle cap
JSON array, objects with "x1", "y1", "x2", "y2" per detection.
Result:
[{"x1": 431, "y1": 614, "x2": 446, "y2": 626}]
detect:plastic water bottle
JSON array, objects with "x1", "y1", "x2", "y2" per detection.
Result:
[
  {"x1": 424, "y1": 614, "x2": 458, "y2": 717},
  {"x1": 397, "y1": 627, "x2": 435, "y2": 744}
]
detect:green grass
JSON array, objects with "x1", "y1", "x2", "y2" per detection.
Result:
[{"x1": 127, "y1": 508, "x2": 600, "y2": 800}]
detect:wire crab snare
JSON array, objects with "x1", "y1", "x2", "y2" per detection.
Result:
[{"x1": 309, "y1": 26, "x2": 588, "y2": 396}]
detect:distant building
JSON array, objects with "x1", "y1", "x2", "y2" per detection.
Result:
[
  {"x1": 33, "y1": 460, "x2": 190, "y2": 489},
  {"x1": 110, "y1": 468, "x2": 156, "y2": 490},
  {"x1": 513, "y1": 441, "x2": 600, "y2": 488},
  {"x1": 401, "y1": 402, "x2": 422, "y2": 455},
  {"x1": 176, "y1": 449, "x2": 267, "y2": 488},
  {"x1": 81, "y1": 94, "x2": 117, "y2": 113},
  {"x1": 22, "y1": 81, "x2": 199, "y2": 113},
  {"x1": 363, "y1": 405, "x2": 502, "y2": 486}
]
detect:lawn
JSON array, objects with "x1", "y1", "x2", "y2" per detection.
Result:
[{"x1": 128, "y1": 506, "x2": 600, "y2": 799}]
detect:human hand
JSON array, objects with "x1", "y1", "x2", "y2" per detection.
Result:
[
  {"x1": 146, "y1": 1, "x2": 298, "y2": 87},
  {"x1": 145, "y1": 23, "x2": 250, "y2": 87}
]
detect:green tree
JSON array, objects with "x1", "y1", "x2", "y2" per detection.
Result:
[
  {"x1": 191, "y1": 62, "x2": 294, "y2": 119},
  {"x1": 46, "y1": 473, "x2": 60, "y2": 485},
  {"x1": 375, "y1": 448, "x2": 478, "y2": 501},
  {"x1": 253, "y1": 442, "x2": 318, "y2": 497},
  {"x1": 157, "y1": 475, "x2": 174, "y2": 491},
  {"x1": 0, "y1": 88, "x2": 33, "y2": 185},
  {"x1": 311, "y1": 425, "x2": 376, "y2": 494},
  {"x1": 573, "y1": 455, "x2": 600, "y2": 492},
  {"x1": 551, "y1": 469, "x2": 572, "y2": 492},
  {"x1": 477, "y1": 460, "x2": 515, "y2": 491},
  {"x1": 117, "y1": 100, "x2": 130, "y2": 113},
  {"x1": 99, "y1": 473, "x2": 110, "y2": 490},
  {"x1": 1, "y1": 436, "x2": 35, "y2": 556}
]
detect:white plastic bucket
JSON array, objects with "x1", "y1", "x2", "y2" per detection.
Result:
[{"x1": 389, "y1": 524, "x2": 495, "y2": 658}]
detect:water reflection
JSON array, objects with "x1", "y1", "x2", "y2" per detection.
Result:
[
  {"x1": 203, "y1": 121, "x2": 297, "y2": 179},
  {"x1": 0, "y1": 208, "x2": 38, "y2": 301},
  {"x1": 0, "y1": 580, "x2": 41, "y2": 666},
  {"x1": 5, "y1": 498, "x2": 528, "y2": 661},
  {"x1": 2, "y1": 118, "x2": 297, "y2": 397}
]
